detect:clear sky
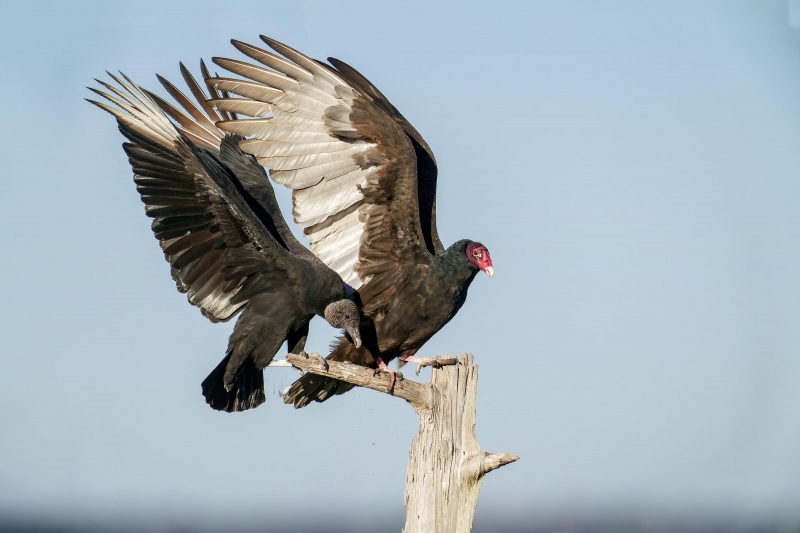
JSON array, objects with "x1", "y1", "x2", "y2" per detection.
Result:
[{"x1": 1, "y1": 0, "x2": 799, "y2": 530}]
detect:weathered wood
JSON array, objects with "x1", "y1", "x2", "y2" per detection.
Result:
[
  {"x1": 402, "y1": 354, "x2": 518, "y2": 532},
  {"x1": 284, "y1": 352, "x2": 518, "y2": 532},
  {"x1": 285, "y1": 351, "x2": 432, "y2": 408}
]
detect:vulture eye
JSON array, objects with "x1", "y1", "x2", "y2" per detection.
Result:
[{"x1": 473, "y1": 251, "x2": 482, "y2": 259}]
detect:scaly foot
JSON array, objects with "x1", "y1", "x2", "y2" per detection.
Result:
[
  {"x1": 373, "y1": 356, "x2": 403, "y2": 394},
  {"x1": 399, "y1": 354, "x2": 459, "y2": 376}
]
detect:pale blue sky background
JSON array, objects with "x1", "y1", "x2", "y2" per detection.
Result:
[{"x1": 1, "y1": 0, "x2": 799, "y2": 530}]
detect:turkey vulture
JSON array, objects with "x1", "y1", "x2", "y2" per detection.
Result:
[
  {"x1": 87, "y1": 66, "x2": 362, "y2": 412},
  {"x1": 203, "y1": 37, "x2": 494, "y2": 407}
]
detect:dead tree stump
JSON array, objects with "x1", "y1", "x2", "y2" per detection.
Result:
[{"x1": 282, "y1": 352, "x2": 518, "y2": 533}]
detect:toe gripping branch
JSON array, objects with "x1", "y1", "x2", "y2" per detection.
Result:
[
  {"x1": 283, "y1": 351, "x2": 458, "y2": 409},
  {"x1": 401, "y1": 355, "x2": 460, "y2": 376},
  {"x1": 280, "y1": 352, "x2": 518, "y2": 533}
]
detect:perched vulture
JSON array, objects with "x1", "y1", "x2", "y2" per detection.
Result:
[
  {"x1": 87, "y1": 67, "x2": 362, "y2": 412},
  {"x1": 205, "y1": 36, "x2": 494, "y2": 407}
]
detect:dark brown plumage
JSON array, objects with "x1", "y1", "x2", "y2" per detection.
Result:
[
  {"x1": 88, "y1": 68, "x2": 362, "y2": 412},
  {"x1": 200, "y1": 37, "x2": 495, "y2": 407}
]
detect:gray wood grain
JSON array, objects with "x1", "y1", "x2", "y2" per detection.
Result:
[{"x1": 283, "y1": 352, "x2": 518, "y2": 532}]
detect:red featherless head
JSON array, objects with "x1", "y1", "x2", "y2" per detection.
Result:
[{"x1": 466, "y1": 242, "x2": 493, "y2": 278}]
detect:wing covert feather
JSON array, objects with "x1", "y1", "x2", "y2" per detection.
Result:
[
  {"x1": 89, "y1": 68, "x2": 318, "y2": 322},
  {"x1": 209, "y1": 36, "x2": 441, "y2": 296}
]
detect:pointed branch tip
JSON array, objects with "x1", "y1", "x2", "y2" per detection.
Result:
[{"x1": 483, "y1": 452, "x2": 520, "y2": 474}]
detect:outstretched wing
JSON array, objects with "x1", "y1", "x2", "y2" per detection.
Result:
[
  {"x1": 208, "y1": 37, "x2": 441, "y2": 302},
  {"x1": 88, "y1": 69, "x2": 309, "y2": 323},
  {"x1": 152, "y1": 63, "x2": 317, "y2": 263},
  {"x1": 324, "y1": 57, "x2": 443, "y2": 257}
]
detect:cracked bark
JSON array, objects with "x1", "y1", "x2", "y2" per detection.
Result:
[{"x1": 282, "y1": 352, "x2": 518, "y2": 533}]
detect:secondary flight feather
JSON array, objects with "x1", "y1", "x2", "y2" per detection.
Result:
[
  {"x1": 87, "y1": 65, "x2": 362, "y2": 412},
  {"x1": 204, "y1": 36, "x2": 495, "y2": 406}
]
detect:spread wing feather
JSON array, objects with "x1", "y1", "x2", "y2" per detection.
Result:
[
  {"x1": 88, "y1": 67, "x2": 313, "y2": 322},
  {"x1": 326, "y1": 57, "x2": 444, "y2": 256},
  {"x1": 209, "y1": 36, "x2": 441, "y2": 295}
]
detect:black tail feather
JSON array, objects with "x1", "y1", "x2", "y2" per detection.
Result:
[
  {"x1": 281, "y1": 371, "x2": 354, "y2": 408},
  {"x1": 202, "y1": 352, "x2": 265, "y2": 412}
]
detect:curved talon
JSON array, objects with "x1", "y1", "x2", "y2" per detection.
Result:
[
  {"x1": 388, "y1": 370, "x2": 403, "y2": 394},
  {"x1": 373, "y1": 356, "x2": 403, "y2": 394},
  {"x1": 401, "y1": 355, "x2": 458, "y2": 375},
  {"x1": 373, "y1": 366, "x2": 402, "y2": 394}
]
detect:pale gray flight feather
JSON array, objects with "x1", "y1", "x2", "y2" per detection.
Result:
[{"x1": 207, "y1": 36, "x2": 439, "y2": 291}]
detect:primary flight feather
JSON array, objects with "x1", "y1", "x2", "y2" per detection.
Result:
[
  {"x1": 204, "y1": 36, "x2": 495, "y2": 406},
  {"x1": 88, "y1": 65, "x2": 362, "y2": 412}
]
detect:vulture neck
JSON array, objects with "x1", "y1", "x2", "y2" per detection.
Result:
[{"x1": 437, "y1": 239, "x2": 480, "y2": 291}]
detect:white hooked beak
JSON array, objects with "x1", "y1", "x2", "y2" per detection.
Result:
[{"x1": 484, "y1": 266, "x2": 494, "y2": 278}]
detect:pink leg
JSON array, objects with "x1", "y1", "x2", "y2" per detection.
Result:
[
  {"x1": 374, "y1": 356, "x2": 402, "y2": 393},
  {"x1": 399, "y1": 354, "x2": 459, "y2": 375}
]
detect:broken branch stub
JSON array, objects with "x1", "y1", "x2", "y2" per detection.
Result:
[{"x1": 283, "y1": 352, "x2": 518, "y2": 533}]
